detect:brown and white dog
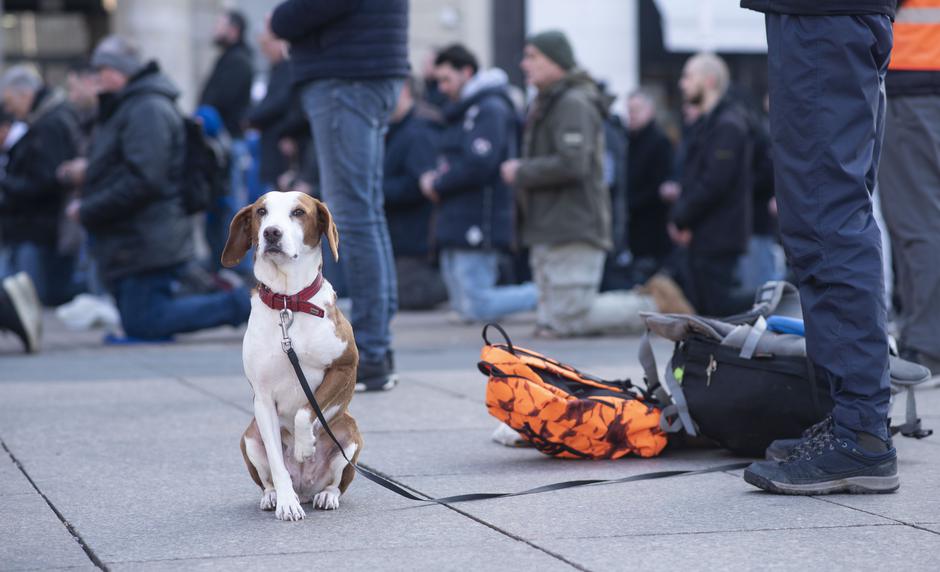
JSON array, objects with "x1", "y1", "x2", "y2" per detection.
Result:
[{"x1": 221, "y1": 191, "x2": 362, "y2": 522}]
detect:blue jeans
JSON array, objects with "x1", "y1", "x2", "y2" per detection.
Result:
[
  {"x1": 737, "y1": 235, "x2": 785, "y2": 294},
  {"x1": 113, "y1": 265, "x2": 251, "y2": 340},
  {"x1": 301, "y1": 78, "x2": 401, "y2": 364},
  {"x1": 0, "y1": 242, "x2": 82, "y2": 306},
  {"x1": 766, "y1": 14, "x2": 892, "y2": 439},
  {"x1": 440, "y1": 249, "x2": 538, "y2": 322}
]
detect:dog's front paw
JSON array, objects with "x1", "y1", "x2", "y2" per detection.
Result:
[
  {"x1": 260, "y1": 489, "x2": 277, "y2": 511},
  {"x1": 313, "y1": 488, "x2": 340, "y2": 510},
  {"x1": 293, "y1": 439, "x2": 316, "y2": 464},
  {"x1": 275, "y1": 493, "x2": 306, "y2": 521}
]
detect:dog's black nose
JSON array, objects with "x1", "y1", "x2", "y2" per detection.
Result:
[{"x1": 263, "y1": 226, "x2": 282, "y2": 242}]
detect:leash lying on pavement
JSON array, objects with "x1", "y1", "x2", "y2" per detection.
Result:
[{"x1": 278, "y1": 308, "x2": 751, "y2": 504}]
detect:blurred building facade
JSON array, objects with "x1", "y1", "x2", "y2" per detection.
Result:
[{"x1": 0, "y1": 0, "x2": 768, "y2": 118}]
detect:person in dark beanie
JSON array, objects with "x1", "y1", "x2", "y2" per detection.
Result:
[
  {"x1": 502, "y1": 31, "x2": 680, "y2": 337},
  {"x1": 66, "y1": 36, "x2": 251, "y2": 341},
  {"x1": 0, "y1": 64, "x2": 82, "y2": 306},
  {"x1": 740, "y1": 0, "x2": 901, "y2": 495},
  {"x1": 200, "y1": 10, "x2": 254, "y2": 140},
  {"x1": 269, "y1": 0, "x2": 407, "y2": 392}
]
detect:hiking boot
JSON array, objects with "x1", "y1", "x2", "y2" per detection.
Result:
[
  {"x1": 0, "y1": 272, "x2": 42, "y2": 353},
  {"x1": 745, "y1": 424, "x2": 899, "y2": 495},
  {"x1": 765, "y1": 416, "x2": 834, "y2": 462},
  {"x1": 355, "y1": 350, "x2": 398, "y2": 392}
]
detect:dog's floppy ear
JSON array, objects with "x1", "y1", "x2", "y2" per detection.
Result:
[
  {"x1": 317, "y1": 200, "x2": 340, "y2": 262},
  {"x1": 221, "y1": 205, "x2": 254, "y2": 268}
]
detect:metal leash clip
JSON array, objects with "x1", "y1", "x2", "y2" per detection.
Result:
[{"x1": 279, "y1": 307, "x2": 294, "y2": 352}]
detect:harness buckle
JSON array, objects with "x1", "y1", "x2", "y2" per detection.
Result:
[{"x1": 279, "y1": 308, "x2": 294, "y2": 352}]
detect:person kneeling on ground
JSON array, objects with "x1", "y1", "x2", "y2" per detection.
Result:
[
  {"x1": 65, "y1": 36, "x2": 250, "y2": 341},
  {"x1": 502, "y1": 31, "x2": 691, "y2": 336}
]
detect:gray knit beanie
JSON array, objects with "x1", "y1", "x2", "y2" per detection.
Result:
[
  {"x1": 527, "y1": 30, "x2": 576, "y2": 71},
  {"x1": 90, "y1": 35, "x2": 144, "y2": 76}
]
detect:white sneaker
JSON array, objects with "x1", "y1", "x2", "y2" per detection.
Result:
[
  {"x1": 2, "y1": 272, "x2": 42, "y2": 353},
  {"x1": 56, "y1": 294, "x2": 121, "y2": 331}
]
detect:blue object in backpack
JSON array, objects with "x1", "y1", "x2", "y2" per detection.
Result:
[{"x1": 766, "y1": 315, "x2": 805, "y2": 337}]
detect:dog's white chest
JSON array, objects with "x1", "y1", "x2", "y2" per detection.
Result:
[{"x1": 242, "y1": 294, "x2": 347, "y2": 417}]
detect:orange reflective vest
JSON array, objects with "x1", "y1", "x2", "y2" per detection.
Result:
[{"x1": 890, "y1": 0, "x2": 940, "y2": 71}]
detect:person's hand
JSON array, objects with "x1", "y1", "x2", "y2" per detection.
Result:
[
  {"x1": 57, "y1": 158, "x2": 88, "y2": 187},
  {"x1": 419, "y1": 171, "x2": 440, "y2": 203},
  {"x1": 659, "y1": 181, "x2": 681, "y2": 203},
  {"x1": 65, "y1": 198, "x2": 82, "y2": 222},
  {"x1": 278, "y1": 137, "x2": 298, "y2": 160},
  {"x1": 500, "y1": 159, "x2": 520, "y2": 186},
  {"x1": 265, "y1": 13, "x2": 276, "y2": 39},
  {"x1": 277, "y1": 170, "x2": 297, "y2": 192},
  {"x1": 768, "y1": 197, "x2": 778, "y2": 217},
  {"x1": 668, "y1": 222, "x2": 692, "y2": 247}
]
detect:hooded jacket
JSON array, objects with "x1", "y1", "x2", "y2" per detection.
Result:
[
  {"x1": 515, "y1": 71, "x2": 612, "y2": 251},
  {"x1": 80, "y1": 62, "x2": 192, "y2": 282},
  {"x1": 0, "y1": 87, "x2": 80, "y2": 246},
  {"x1": 432, "y1": 69, "x2": 518, "y2": 251}
]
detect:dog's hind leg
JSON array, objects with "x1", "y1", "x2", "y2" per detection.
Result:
[
  {"x1": 241, "y1": 420, "x2": 277, "y2": 511},
  {"x1": 312, "y1": 413, "x2": 362, "y2": 510}
]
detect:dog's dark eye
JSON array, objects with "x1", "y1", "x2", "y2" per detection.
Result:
[
  {"x1": 292, "y1": 208, "x2": 305, "y2": 217},
  {"x1": 256, "y1": 207, "x2": 267, "y2": 217}
]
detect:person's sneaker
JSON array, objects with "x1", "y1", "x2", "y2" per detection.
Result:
[
  {"x1": 355, "y1": 350, "x2": 398, "y2": 392},
  {"x1": 745, "y1": 424, "x2": 899, "y2": 495},
  {"x1": 0, "y1": 272, "x2": 42, "y2": 353},
  {"x1": 765, "y1": 416, "x2": 834, "y2": 462}
]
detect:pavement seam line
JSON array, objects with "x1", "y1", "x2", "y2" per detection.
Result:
[
  {"x1": 545, "y1": 522, "x2": 903, "y2": 541},
  {"x1": 811, "y1": 496, "x2": 940, "y2": 537},
  {"x1": 1, "y1": 439, "x2": 109, "y2": 572}
]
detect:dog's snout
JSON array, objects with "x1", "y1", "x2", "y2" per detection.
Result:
[{"x1": 263, "y1": 226, "x2": 283, "y2": 243}]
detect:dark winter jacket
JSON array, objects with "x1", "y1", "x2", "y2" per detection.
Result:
[
  {"x1": 515, "y1": 71, "x2": 612, "y2": 251},
  {"x1": 247, "y1": 60, "x2": 297, "y2": 185},
  {"x1": 80, "y1": 62, "x2": 192, "y2": 282},
  {"x1": 627, "y1": 121, "x2": 674, "y2": 260},
  {"x1": 741, "y1": 0, "x2": 897, "y2": 17},
  {"x1": 0, "y1": 88, "x2": 80, "y2": 246},
  {"x1": 432, "y1": 69, "x2": 518, "y2": 251},
  {"x1": 383, "y1": 108, "x2": 439, "y2": 258},
  {"x1": 270, "y1": 0, "x2": 409, "y2": 84},
  {"x1": 603, "y1": 115, "x2": 629, "y2": 253},
  {"x1": 200, "y1": 41, "x2": 254, "y2": 138},
  {"x1": 671, "y1": 98, "x2": 753, "y2": 256}
]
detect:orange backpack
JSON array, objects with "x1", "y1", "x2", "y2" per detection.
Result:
[{"x1": 478, "y1": 325, "x2": 668, "y2": 459}]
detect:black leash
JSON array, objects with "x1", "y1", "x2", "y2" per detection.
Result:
[{"x1": 284, "y1": 342, "x2": 750, "y2": 504}]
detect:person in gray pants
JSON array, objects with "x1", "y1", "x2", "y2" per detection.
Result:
[{"x1": 878, "y1": 0, "x2": 940, "y2": 374}]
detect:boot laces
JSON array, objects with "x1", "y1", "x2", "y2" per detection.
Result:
[{"x1": 786, "y1": 419, "x2": 838, "y2": 462}]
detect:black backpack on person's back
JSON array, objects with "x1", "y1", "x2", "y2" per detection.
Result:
[{"x1": 179, "y1": 117, "x2": 227, "y2": 214}]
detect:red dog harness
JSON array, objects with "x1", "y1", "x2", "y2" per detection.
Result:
[{"x1": 258, "y1": 273, "x2": 325, "y2": 317}]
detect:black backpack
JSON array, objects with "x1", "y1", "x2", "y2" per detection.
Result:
[{"x1": 179, "y1": 117, "x2": 226, "y2": 214}]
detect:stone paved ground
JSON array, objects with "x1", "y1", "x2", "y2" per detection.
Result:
[{"x1": 2, "y1": 309, "x2": 939, "y2": 571}]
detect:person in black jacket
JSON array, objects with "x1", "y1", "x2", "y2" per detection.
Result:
[
  {"x1": 66, "y1": 36, "x2": 251, "y2": 341},
  {"x1": 740, "y1": 0, "x2": 900, "y2": 495},
  {"x1": 270, "y1": 0, "x2": 407, "y2": 392},
  {"x1": 200, "y1": 10, "x2": 254, "y2": 140},
  {"x1": 383, "y1": 77, "x2": 447, "y2": 310},
  {"x1": 419, "y1": 44, "x2": 537, "y2": 323},
  {"x1": 626, "y1": 89, "x2": 674, "y2": 280},
  {"x1": 247, "y1": 26, "x2": 295, "y2": 190},
  {"x1": 669, "y1": 53, "x2": 753, "y2": 317},
  {"x1": 0, "y1": 65, "x2": 82, "y2": 306}
]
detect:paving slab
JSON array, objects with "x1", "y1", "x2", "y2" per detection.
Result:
[
  {"x1": 546, "y1": 524, "x2": 940, "y2": 571},
  {"x1": 0, "y1": 450, "x2": 36, "y2": 496},
  {"x1": 107, "y1": 540, "x2": 576, "y2": 572},
  {"x1": 0, "y1": 493, "x2": 96, "y2": 571}
]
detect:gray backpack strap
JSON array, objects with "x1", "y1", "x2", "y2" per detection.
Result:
[
  {"x1": 739, "y1": 316, "x2": 767, "y2": 359},
  {"x1": 639, "y1": 331, "x2": 697, "y2": 436}
]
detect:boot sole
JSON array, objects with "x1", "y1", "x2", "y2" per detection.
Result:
[
  {"x1": 744, "y1": 469, "x2": 899, "y2": 495},
  {"x1": 355, "y1": 372, "x2": 399, "y2": 393}
]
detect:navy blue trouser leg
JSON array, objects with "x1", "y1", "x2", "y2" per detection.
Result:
[{"x1": 765, "y1": 14, "x2": 893, "y2": 440}]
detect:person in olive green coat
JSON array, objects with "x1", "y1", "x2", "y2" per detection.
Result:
[{"x1": 502, "y1": 31, "x2": 689, "y2": 337}]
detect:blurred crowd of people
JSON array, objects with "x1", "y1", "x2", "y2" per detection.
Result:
[{"x1": 0, "y1": 0, "x2": 936, "y2": 389}]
